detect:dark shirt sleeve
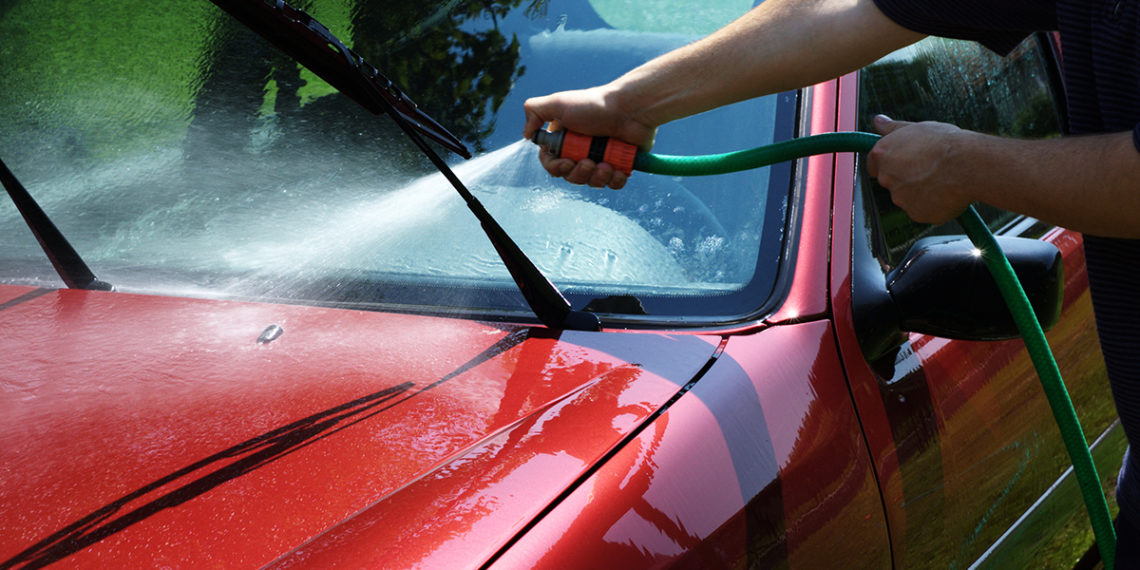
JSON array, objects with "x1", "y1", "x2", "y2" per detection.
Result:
[{"x1": 871, "y1": 0, "x2": 1056, "y2": 55}]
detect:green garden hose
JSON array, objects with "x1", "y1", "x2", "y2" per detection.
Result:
[
  {"x1": 645, "y1": 131, "x2": 1115, "y2": 567},
  {"x1": 633, "y1": 131, "x2": 885, "y2": 176},
  {"x1": 534, "y1": 129, "x2": 1117, "y2": 566},
  {"x1": 956, "y1": 207, "x2": 1115, "y2": 568}
]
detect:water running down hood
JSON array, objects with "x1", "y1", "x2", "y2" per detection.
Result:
[{"x1": 0, "y1": 284, "x2": 720, "y2": 567}]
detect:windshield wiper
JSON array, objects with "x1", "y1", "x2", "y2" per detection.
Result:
[
  {"x1": 207, "y1": 0, "x2": 469, "y2": 159},
  {"x1": 0, "y1": 157, "x2": 112, "y2": 291},
  {"x1": 212, "y1": 0, "x2": 601, "y2": 331}
]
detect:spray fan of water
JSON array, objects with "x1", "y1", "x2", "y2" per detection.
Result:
[{"x1": 2, "y1": 135, "x2": 745, "y2": 303}]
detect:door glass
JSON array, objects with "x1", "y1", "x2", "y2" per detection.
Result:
[
  {"x1": 857, "y1": 35, "x2": 1063, "y2": 268},
  {"x1": 850, "y1": 34, "x2": 1102, "y2": 568}
]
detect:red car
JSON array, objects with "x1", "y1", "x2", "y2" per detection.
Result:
[{"x1": 0, "y1": 0, "x2": 1121, "y2": 567}]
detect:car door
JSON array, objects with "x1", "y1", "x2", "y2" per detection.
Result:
[{"x1": 834, "y1": 34, "x2": 1124, "y2": 568}]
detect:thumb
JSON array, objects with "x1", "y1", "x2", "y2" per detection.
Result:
[
  {"x1": 873, "y1": 114, "x2": 912, "y2": 135},
  {"x1": 522, "y1": 95, "x2": 558, "y2": 140},
  {"x1": 522, "y1": 112, "x2": 544, "y2": 142}
]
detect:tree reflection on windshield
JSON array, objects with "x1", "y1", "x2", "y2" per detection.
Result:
[
  {"x1": 0, "y1": 0, "x2": 792, "y2": 322},
  {"x1": 352, "y1": 0, "x2": 536, "y2": 151},
  {"x1": 186, "y1": 0, "x2": 532, "y2": 163}
]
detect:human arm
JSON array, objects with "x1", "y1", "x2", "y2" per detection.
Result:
[
  {"x1": 522, "y1": 0, "x2": 925, "y2": 188},
  {"x1": 869, "y1": 116, "x2": 1140, "y2": 238}
]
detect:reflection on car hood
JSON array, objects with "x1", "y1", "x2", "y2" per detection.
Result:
[{"x1": 0, "y1": 285, "x2": 720, "y2": 567}]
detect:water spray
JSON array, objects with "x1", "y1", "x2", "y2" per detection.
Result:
[{"x1": 531, "y1": 127, "x2": 1117, "y2": 567}]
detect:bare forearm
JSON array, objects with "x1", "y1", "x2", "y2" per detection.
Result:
[
  {"x1": 523, "y1": 0, "x2": 923, "y2": 188},
  {"x1": 610, "y1": 0, "x2": 925, "y2": 126},
  {"x1": 961, "y1": 131, "x2": 1140, "y2": 238},
  {"x1": 872, "y1": 117, "x2": 1140, "y2": 238}
]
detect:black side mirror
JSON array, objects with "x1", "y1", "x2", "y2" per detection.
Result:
[
  {"x1": 855, "y1": 235, "x2": 1063, "y2": 359},
  {"x1": 889, "y1": 236, "x2": 1062, "y2": 339}
]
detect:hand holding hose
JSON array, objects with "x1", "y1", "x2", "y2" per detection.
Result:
[
  {"x1": 523, "y1": 87, "x2": 657, "y2": 189},
  {"x1": 868, "y1": 115, "x2": 975, "y2": 225}
]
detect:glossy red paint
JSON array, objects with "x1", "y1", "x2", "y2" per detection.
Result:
[
  {"x1": 269, "y1": 334, "x2": 720, "y2": 568},
  {"x1": 491, "y1": 321, "x2": 889, "y2": 568},
  {"x1": 828, "y1": 70, "x2": 1115, "y2": 566},
  {"x1": 828, "y1": 70, "x2": 906, "y2": 516},
  {"x1": 0, "y1": 285, "x2": 721, "y2": 568},
  {"x1": 765, "y1": 80, "x2": 839, "y2": 326},
  {"x1": 0, "y1": 285, "x2": 41, "y2": 306},
  {"x1": 852, "y1": 263, "x2": 1109, "y2": 566}
]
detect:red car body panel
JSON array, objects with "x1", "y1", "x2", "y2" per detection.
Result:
[
  {"x1": 0, "y1": 285, "x2": 721, "y2": 567},
  {"x1": 835, "y1": 227, "x2": 1109, "y2": 567},
  {"x1": 491, "y1": 321, "x2": 891, "y2": 569},
  {"x1": 764, "y1": 81, "x2": 838, "y2": 326},
  {"x1": 828, "y1": 72, "x2": 1114, "y2": 566}
]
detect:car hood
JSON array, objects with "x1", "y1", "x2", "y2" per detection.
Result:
[{"x1": 0, "y1": 285, "x2": 721, "y2": 568}]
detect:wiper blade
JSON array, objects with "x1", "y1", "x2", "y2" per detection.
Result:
[
  {"x1": 214, "y1": 0, "x2": 599, "y2": 331},
  {"x1": 0, "y1": 157, "x2": 112, "y2": 291},
  {"x1": 207, "y1": 0, "x2": 470, "y2": 159},
  {"x1": 386, "y1": 128, "x2": 600, "y2": 332}
]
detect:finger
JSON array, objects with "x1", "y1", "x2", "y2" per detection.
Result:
[
  {"x1": 609, "y1": 170, "x2": 628, "y2": 190},
  {"x1": 565, "y1": 159, "x2": 598, "y2": 186},
  {"x1": 873, "y1": 114, "x2": 913, "y2": 135},
  {"x1": 866, "y1": 136, "x2": 882, "y2": 178},
  {"x1": 865, "y1": 146, "x2": 896, "y2": 186},
  {"x1": 588, "y1": 163, "x2": 615, "y2": 188},
  {"x1": 523, "y1": 111, "x2": 546, "y2": 141},
  {"x1": 522, "y1": 96, "x2": 556, "y2": 140},
  {"x1": 538, "y1": 149, "x2": 573, "y2": 177}
]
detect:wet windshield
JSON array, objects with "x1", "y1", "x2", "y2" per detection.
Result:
[{"x1": 0, "y1": 0, "x2": 793, "y2": 323}]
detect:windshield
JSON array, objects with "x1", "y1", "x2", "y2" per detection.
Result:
[{"x1": 0, "y1": 0, "x2": 794, "y2": 324}]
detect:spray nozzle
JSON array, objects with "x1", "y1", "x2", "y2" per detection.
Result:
[
  {"x1": 530, "y1": 128, "x2": 637, "y2": 176},
  {"x1": 531, "y1": 129, "x2": 565, "y2": 156}
]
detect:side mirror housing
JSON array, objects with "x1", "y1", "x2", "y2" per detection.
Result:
[
  {"x1": 854, "y1": 235, "x2": 1063, "y2": 360},
  {"x1": 889, "y1": 236, "x2": 1062, "y2": 340}
]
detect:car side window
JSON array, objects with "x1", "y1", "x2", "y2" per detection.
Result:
[{"x1": 856, "y1": 35, "x2": 1063, "y2": 269}]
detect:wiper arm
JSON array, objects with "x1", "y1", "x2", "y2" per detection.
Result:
[
  {"x1": 0, "y1": 156, "x2": 112, "y2": 291},
  {"x1": 405, "y1": 132, "x2": 602, "y2": 331},
  {"x1": 213, "y1": 0, "x2": 600, "y2": 331},
  {"x1": 207, "y1": 0, "x2": 470, "y2": 159}
]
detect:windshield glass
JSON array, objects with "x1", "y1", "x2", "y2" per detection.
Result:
[{"x1": 0, "y1": 0, "x2": 794, "y2": 323}]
